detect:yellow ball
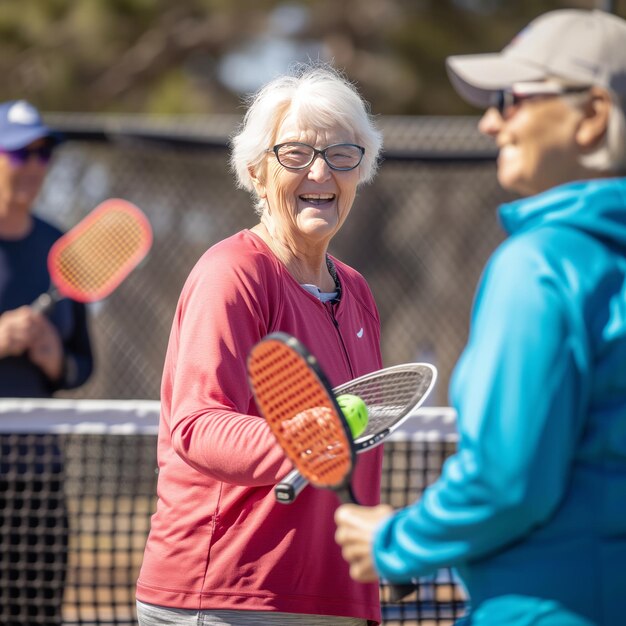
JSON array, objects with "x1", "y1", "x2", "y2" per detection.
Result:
[{"x1": 336, "y1": 394, "x2": 369, "y2": 438}]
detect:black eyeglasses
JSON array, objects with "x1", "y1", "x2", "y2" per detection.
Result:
[
  {"x1": 267, "y1": 142, "x2": 365, "y2": 171},
  {"x1": 490, "y1": 85, "x2": 590, "y2": 117},
  {"x1": 0, "y1": 144, "x2": 55, "y2": 167}
]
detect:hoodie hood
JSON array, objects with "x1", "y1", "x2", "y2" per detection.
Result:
[{"x1": 499, "y1": 178, "x2": 626, "y2": 249}]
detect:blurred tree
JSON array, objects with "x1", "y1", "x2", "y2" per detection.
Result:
[{"x1": 0, "y1": 0, "x2": 622, "y2": 115}]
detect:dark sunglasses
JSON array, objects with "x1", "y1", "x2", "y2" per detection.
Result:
[
  {"x1": 490, "y1": 84, "x2": 590, "y2": 117},
  {"x1": 0, "y1": 144, "x2": 55, "y2": 166}
]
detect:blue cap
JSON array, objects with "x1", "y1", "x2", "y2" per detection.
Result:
[{"x1": 0, "y1": 100, "x2": 58, "y2": 150}]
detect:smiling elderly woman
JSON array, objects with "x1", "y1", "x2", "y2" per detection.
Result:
[
  {"x1": 135, "y1": 64, "x2": 385, "y2": 626},
  {"x1": 334, "y1": 9, "x2": 626, "y2": 626}
]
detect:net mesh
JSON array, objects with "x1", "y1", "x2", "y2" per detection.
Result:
[
  {"x1": 35, "y1": 115, "x2": 509, "y2": 405},
  {"x1": 0, "y1": 399, "x2": 465, "y2": 626}
]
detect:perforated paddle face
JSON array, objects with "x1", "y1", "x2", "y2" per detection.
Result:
[
  {"x1": 247, "y1": 334, "x2": 355, "y2": 488},
  {"x1": 48, "y1": 199, "x2": 152, "y2": 302}
]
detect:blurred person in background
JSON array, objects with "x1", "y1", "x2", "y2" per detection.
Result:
[
  {"x1": 0, "y1": 99, "x2": 93, "y2": 396},
  {"x1": 0, "y1": 100, "x2": 93, "y2": 625},
  {"x1": 135, "y1": 64, "x2": 385, "y2": 626},
  {"x1": 334, "y1": 9, "x2": 626, "y2": 626}
]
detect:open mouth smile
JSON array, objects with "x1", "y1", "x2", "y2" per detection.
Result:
[{"x1": 299, "y1": 193, "x2": 336, "y2": 206}]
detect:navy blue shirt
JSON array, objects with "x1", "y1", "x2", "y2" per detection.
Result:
[{"x1": 0, "y1": 215, "x2": 93, "y2": 398}]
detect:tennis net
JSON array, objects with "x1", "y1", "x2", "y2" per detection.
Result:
[{"x1": 0, "y1": 399, "x2": 465, "y2": 626}]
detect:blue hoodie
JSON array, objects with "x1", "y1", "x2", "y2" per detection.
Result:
[{"x1": 373, "y1": 178, "x2": 626, "y2": 625}]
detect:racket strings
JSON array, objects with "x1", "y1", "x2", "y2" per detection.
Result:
[
  {"x1": 51, "y1": 208, "x2": 147, "y2": 297},
  {"x1": 248, "y1": 341, "x2": 352, "y2": 487},
  {"x1": 340, "y1": 368, "x2": 434, "y2": 439}
]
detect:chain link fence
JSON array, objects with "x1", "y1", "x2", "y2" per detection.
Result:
[{"x1": 37, "y1": 113, "x2": 511, "y2": 405}]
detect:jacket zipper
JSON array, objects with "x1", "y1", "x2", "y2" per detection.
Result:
[{"x1": 324, "y1": 300, "x2": 355, "y2": 380}]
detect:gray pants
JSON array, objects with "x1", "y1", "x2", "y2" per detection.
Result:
[{"x1": 136, "y1": 601, "x2": 368, "y2": 626}]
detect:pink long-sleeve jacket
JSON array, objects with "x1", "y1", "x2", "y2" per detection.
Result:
[{"x1": 136, "y1": 230, "x2": 384, "y2": 623}]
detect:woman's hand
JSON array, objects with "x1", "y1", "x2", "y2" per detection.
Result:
[{"x1": 334, "y1": 503, "x2": 394, "y2": 582}]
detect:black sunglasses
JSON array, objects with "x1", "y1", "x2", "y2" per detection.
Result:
[
  {"x1": 267, "y1": 142, "x2": 365, "y2": 171},
  {"x1": 0, "y1": 144, "x2": 55, "y2": 166},
  {"x1": 491, "y1": 85, "x2": 590, "y2": 117}
]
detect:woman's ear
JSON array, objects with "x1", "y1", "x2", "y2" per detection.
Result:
[
  {"x1": 248, "y1": 166, "x2": 266, "y2": 198},
  {"x1": 576, "y1": 87, "x2": 612, "y2": 150}
]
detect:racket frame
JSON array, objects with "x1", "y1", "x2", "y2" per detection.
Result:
[{"x1": 275, "y1": 362, "x2": 437, "y2": 503}]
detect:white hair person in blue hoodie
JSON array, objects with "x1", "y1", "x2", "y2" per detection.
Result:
[{"x1": 335, "y1": 9, "x2": 626, "y2": 626}]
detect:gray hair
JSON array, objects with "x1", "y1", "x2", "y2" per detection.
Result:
[
  {"x1": 574, "y1": 90, "x2": 626, "y2": 173},
  {"x1": 230, "y1": 63, "x2": 383, "y2": 214}
]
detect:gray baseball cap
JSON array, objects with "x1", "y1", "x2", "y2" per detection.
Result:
[{"x1": 446, "y1": 9, "x2": 626, "y2": 108}]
